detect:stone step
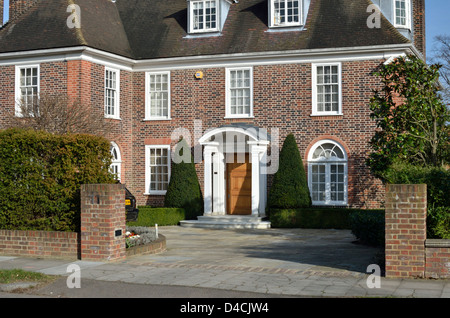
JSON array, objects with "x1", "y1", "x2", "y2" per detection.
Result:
[
  {"x1": 180, "y1": 215, "x2": 271, "y2": 230},
  {"x1": 197, "y1": 215, "x2": 264, "y2": 222}
]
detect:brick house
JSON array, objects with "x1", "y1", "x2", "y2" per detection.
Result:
[{"x1": 0, "y1": 0, "x2": 426, "y2": 223}]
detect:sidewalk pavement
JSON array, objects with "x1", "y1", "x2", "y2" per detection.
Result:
[{"x1": 0, "y1": 226, "x2": 449, "y2": 298}]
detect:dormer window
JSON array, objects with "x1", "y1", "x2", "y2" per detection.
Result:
[
  {"x1": 394, "y1": 0, "x2": 411, "y2": 29},
  {"x1": 188, "y1": 0, "x2": 219, "y2": 33},
  {"x1": 269, "y1": 0, "x2": 303, "y2": 28}
]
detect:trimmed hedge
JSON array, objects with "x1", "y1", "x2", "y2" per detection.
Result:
[
  {"x1": 270, "y1": 207, "x2": 356, "y2": 229},
  {"x1": 267, "y1": 134, "x2": 311, "y2": 210},
  {"x1": 348, "y1": 210, "x2": 385, "y2": 247},
  {"x1": 382, "y1": 163, "x2": 450, "y2": 239},
  {"x1": 164, "y1": 138, "x2": 203, "y2": 220},
  {"x1": 0, "y1": 128, "x2": 115, "y2": 232},
  {"x1": 126, "y1": 206, "x2": 186, "y2": 227},
  {"x1": 270, "y1": 208, "x2": 386, "y2": 247}
]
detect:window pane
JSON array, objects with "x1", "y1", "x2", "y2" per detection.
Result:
[
  {"x1": 149, "y1": 73, "x2": 169, "y2": 118},
  {"x1": 315, "y1": 64, "x2": 340, "y2": 114},
  {"x1": 148, "y1": 147, "x2": 170, "y2": 192},
  {"x1": 229, "y1": 69, "x2": 251, "y2": 116}
]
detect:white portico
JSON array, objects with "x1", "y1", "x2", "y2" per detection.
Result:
[{"x1": 180, "y1": 124, "x2": 271, "y2": 229}]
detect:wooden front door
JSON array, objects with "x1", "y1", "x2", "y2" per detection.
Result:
[{"x1": 227, "y1": 154, "x2": 252, "y2": 215}]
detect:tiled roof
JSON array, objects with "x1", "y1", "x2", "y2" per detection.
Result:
[{"x1": 0, "y1": 0, "x2": 411, "y2": 59}]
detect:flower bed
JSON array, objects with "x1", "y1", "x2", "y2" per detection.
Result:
[
  {"x1": 125, "y1": 226, "x2": 158, "y2": 248},
  {"x1": 125, "y1": 226, "x2": 166, "y2": 257}
]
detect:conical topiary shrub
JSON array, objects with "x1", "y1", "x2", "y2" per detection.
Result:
[
  {"x1": 267, "y1": 133, "x2": 311, "y2": 209},
  {"x1": 164, "y1": 138, "x2": 204, "y2": 219}
]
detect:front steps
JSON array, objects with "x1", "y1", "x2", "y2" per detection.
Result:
[{"x1": 180, "y1": 215, "x2": 271, "y2": 230}]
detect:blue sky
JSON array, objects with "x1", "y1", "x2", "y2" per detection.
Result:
[
  {"x1": 2, "y1": 0, "x2": 450, "y2": 59},
  {"x1": 426, "y1": 0, "x2": 450, "y2": 59}
]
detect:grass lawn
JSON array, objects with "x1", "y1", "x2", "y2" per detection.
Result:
[{"x1": 0, "y1": 269, "x2": 56, "y2": 286}]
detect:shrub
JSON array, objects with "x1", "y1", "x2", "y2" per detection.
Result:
[
  {"x1": 0, "y1": 128, "x2": 115, "y2": 232},
  {"x1": 269, "y1": 208, "x2": 352, "y2": 229},
  {"x1": 267, "y1": 134, "x2": 311, "y2": 210},
  {"x1": 126, "y1": 206, "x2": 186, "y2": 227},
  {"x1": 349, "y1": 210, "x2": 385, "y2": 247},
  {"x1": 382, "y1": 163, "x2": 449, "y2": 239},
  {"x1": 164, "y1": 138, "x2": 203, "y2": 219},
  {"x1": 382, "y1": 163, "x2": 450, "y2": 207},
  {"x1": 427, "y1": 205, "x2": 450, "y2": 239}
]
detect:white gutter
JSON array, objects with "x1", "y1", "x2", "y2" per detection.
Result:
[{"x1": 0, "y1": 43, "x2": 419, "y2": 71}]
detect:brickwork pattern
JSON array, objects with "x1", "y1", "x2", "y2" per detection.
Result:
[
  {"x1": 425, "y1": 241, "x2": 450, "y2": 279},
  {"x1": 1, "y1": 58, "x2": 387, "y2": 210},
  {"x1": 80, "y1": 183, "x2": 126, "y2": 261},
  {"x1": 385, "y1": 184, "x2": 427, "y2": 278},
  {"x1": 132, "y1": 61, "x2": 385, "y2": 209},
  {"x1": 0, "y1": 229, "x2": 79, "y2": 259}
]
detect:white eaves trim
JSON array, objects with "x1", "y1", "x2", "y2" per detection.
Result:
[{"x1": 0, "y1": 43, "x2": 420, "y2": 72}]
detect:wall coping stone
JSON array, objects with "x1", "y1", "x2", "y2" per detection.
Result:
[{"x1": 425, "y1": 239, "x2": 450, "y2": 248}]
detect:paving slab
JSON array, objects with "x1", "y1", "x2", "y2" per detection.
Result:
[{"x1": 0, "y1": 226, "x2": 449, "y2": 298}]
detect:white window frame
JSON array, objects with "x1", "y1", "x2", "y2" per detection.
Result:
[
  {"x1": 225, "y1": 67, "x2": 254, "y2": 119},
  {"x1": 104, "y1": 67, "x2": 120, "y2": 119},
  {"x1": 307, "y1": 140, "x2": 348, "y2": 206},
  {"x1": 145, "y1": 145, "x2": 171, "y2": 195},
  {"x1": 188, "y1": 0, "x2": 220, "y2": 34},
  {"x1": 393, "y1": 0, "x2": 411, "y2": 29},
  {"x1": 110, "y1": 142, "x2": 122, "y2": 181},
  {"x1": 311, "y1": 62, "x2": 342, "y2": 116},
  {"x1": 269, "y1": 0, "x2": 304, "y2": 28},
  {"x1": 145, "y1": 71, "x2": 171, "y2": 121},
  {"x1": 15, "y1": 64, "x2": 40, "y2": 117}
]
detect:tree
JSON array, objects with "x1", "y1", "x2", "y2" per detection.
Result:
[
  {"x1": 367, "y1": 54, "x2": 450, "y2": 179},
  {"x1": 267, "y1": 134, "x2": 311, "y2": 209},
  {"x1": 164, "y1": 138, "x2": 204, "y2": 219},
  {"x1": 7, "y1": 93, "x2": 113, "y2": 137},
  {"x1": 431, "y1": 35, "x2": 450, "y2": 103}
]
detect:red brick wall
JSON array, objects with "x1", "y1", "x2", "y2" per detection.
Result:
[
  {"x1": 0, "y1": 229, "x2": 79, "y2": 259},
  {"x1": 385, "y1": 184, "x2": 427, "y2": 278},
  {"x1": 0, "y1": 65, "x2": 14, "y2": 128},
  {"x1": 425, "y1": 241, "x2": 450, "y2": 279},
  {"x1": 133, "y1": 60, "x2": 384, "y2": 208},
  {"x1": 0, "y1": 184, "x2": 127, "y2": 261},
  {"x1": 413, "y1": 0, "x2": 426, "y2": 58},
  {"x1": 0, "y1": 0, "x2": 4, "y2": 25},
  {"x1": 1, "y1": 58, "x2": 386, "y2": 209},
  {"x1": 9, "y1": 0, "x2": 38, "y2": 22},
  {"x1": 80, "y1": 183, "x2": 126, "y2": 261}
]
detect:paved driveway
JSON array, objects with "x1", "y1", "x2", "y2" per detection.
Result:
[{"x1": 128, "y1": 226, "x2": 383, "y2": 276}]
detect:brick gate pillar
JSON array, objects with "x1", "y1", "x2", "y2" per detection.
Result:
[
  {"x1": 80, "y1": 184, "x2": 126, "y2": 261},
  {"x1": 385, "y1": 184, "x2": 427, "y2": 278}
]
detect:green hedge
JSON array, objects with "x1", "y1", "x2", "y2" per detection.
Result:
[
  {"x1": 382, "y1": 163, "x2": 450, "y2": 239},
  {"x1": 268, "y1": 134, "x2": 311, "y2": 209},
  {"x1": 164, "y1": 138, "x2": 203, "y2": 220},
  {"x1": 348, "y1": 210, "x2": 385, "y2": 247},
  {"x1": 269, "y1": 207, "x2": 357, "y2": 229},
  {"x1": 126, "y1": 206, "x2": 186, "y2": 227},
  {"x1": 0, "y1": 128, "x2": 115, "y2": 232}
]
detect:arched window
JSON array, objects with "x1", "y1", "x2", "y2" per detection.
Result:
[
  {"x1": 307, "y1": 140, "x2": 348, "y2": 206},
  {"x1": 110, "y1": 142, "x2": 122, "y2": 181}
]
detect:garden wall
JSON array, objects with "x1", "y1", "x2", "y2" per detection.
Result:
[
  {"x1": 0, "y1": 229, "x2": 79, "y2": 259},
  {"x1": 0, "y1": 184, "x2": 165, "y2": 261},
  {"x1": 385, "y1": 184, "x2": 450, "y2": 279}
]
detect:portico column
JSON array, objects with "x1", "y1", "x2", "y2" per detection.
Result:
[
  {"x1": 203, "y1": 145, "x2": 217, "y2": 216},
  {"x1": 251, "y1": 150, "x2": 260, "y2": 216}
]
